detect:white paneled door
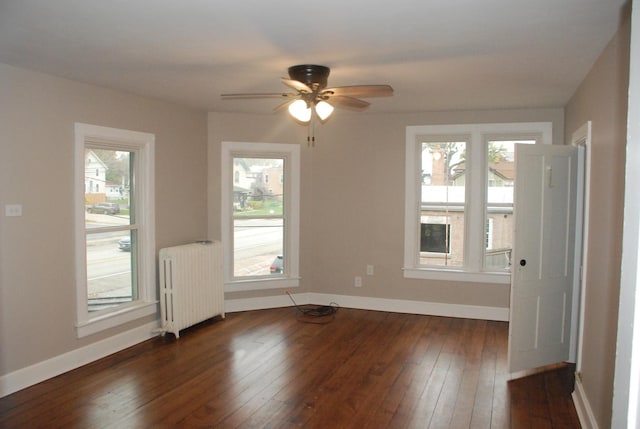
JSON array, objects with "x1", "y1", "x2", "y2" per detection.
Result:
[{"x1": 509, "y1": 144, "x2": 579, "y2": 373}]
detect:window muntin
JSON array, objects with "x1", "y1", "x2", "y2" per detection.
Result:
[
  {"x1": 75, "y1": 123, "x2": 156, "y2": 337},
  {"x1": 221, "y1": 142, "x2": 300, "y2": 291},
  {"x1": 404, "y1": 123, "x2": 552, "y2": 283}
]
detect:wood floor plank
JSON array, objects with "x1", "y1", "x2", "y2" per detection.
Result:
[
  {"x1": 294, "y1": 312, "x2": 400, "y2": 426},
  {"x1": 386, "y1": 316, "x2": 453, "y2": 428},
  {"x1": 351, "y1": 315, "x2": 433, "y2": 428},
  {"x1": 446, "y1": 319, "x2": 487, "y2": 428},
  {"x1": 318, "y1": 314, "x2": 425, "y2": 428},
  {"x1": 490, "y1": 321, "x2": 512, "y2": 429},
  {"x1": 469, "y1": 322, "x2": 502, "y2": 428},
  {"x1": 0, "y1": 307, "x2": 581, "y2": 429}
]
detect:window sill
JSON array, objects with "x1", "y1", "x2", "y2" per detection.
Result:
[
  {"x1": 225, "y1": 277, "x2": 300, "y2": 292},
  {"x1": 403, "y1": 267, "x2": 511, "y2": 284},
  {"x1": 76, "y1": 300, "x2": 158, "y2": 338}
]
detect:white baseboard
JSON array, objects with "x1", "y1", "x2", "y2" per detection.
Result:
[
  {"x1": 225, "y1": 292, "x2": 509, "y2": 321},
  {"x1": 0, "y1": 321, "x2": 159, "y2": 398},
  {"x1": 1, "y1": 294, "x2": 507, "y2": 399},
  {"x1": 572, "y1": 376, "x2": 599, "y2": 429},
  {"x1": 224, "y1": 292, "x2": 300, "y2": 312}
]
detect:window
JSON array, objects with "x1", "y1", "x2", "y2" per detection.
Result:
[
  {"x1": 222, "y1": 142, "x2": 300, "y2": 291},
  {"x1": 74, "y1": 123, "x2": 156, "y2": 337},
  {"x1": 404, "y1": 122, "x2": 551, "y2": 283}
]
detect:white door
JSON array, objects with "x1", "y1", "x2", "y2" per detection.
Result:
[{"x1": 508, "y1": 144, "x2": 579, "y2": 373}]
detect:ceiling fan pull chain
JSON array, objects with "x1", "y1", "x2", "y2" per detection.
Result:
[
  {"x1": 306, "y1": 119, "x2": 316, "y2": 147},
  {"x1": 307, "y1": 131, "x2": 316, "y2": 147},
  {"x1": 311, "y1": 121, "x2": 316, "y2": 147}
]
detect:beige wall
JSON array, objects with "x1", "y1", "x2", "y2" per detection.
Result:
[
  {"x1": 564, "y1": 14, "x2": 630, "y2": 429},
  {"x1": 0, "y1": 64, "x2": 208, "y2": 376},
  {"x1": 209, "y1": 108, "x2": 564, "y2": 306}
]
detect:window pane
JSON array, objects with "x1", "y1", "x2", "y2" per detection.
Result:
[
  {"x1": 84, "y1": 149, "x2": 132, "y2": 227},
  {"x1": 420, "y1": 141, "x2": 466, "y2": 267},
  {"x1": 233, "y1": 219, "x2": 284, "y2": 277},
  {"x1": 484, "y1": 140, "x2": 534, "y2": 270},
  {"x1": 232, "y1": 157, "x2": 285, "y2": 278},
  {"x1": 86, "y1": 230, "x2": 138, "y2": 311},
  {"x1": 84, "y1": 148, "x2": 136, "y2": 311}
]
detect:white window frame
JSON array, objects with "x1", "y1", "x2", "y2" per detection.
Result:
[
  {"x1": 221, "y1": 142, "x2": 300, "y2": 292},
  {"x1": 74, "y1": 123, "x2": 156, "y2": 338},
  {"x1": 404, "y1": 122, "x2": 552, "y2": 284}
]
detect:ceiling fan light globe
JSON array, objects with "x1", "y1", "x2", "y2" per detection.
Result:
[
  {"x1": 288, "y1": 99, "x2": 311, "y2": 122},
  {"x1": 315, "y1": 101, "x2": 334, "y2": 121}
]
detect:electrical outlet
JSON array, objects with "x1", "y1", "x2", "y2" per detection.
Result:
[
  {"x1": 355, "y1": 276, "x2": 362, "y2": 287},
  {"x1": 366, "y1": 265, "x2": 374, "y2": 275}
]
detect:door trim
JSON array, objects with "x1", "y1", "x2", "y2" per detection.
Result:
[{"x1": 571, "y1": 121, "x2": 592, "y2": 370}]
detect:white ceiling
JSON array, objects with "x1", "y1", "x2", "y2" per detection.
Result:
[{"x1": 0, "y1": 0, "x2": 629, "y2": 114}]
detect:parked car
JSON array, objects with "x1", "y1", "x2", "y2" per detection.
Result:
[
  {"x1": 270, "y1": 255, "x2": 283, "y2": 274},
  {"x1": 104, "y1": 203, "x2": 120, "y2": 214},
  {"x1": 87, "y1": 202, "x2": 119, "y2": 215},
  {"x1": 118, "y1": 236, "x2": 131, "y2": 251}
]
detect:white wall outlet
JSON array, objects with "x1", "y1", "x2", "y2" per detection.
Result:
[
  {"x1": 5, "y1": 204, "x2": 23, "y2": 217},
  {"x1": 366, "y1": 265, "x2": 374, "y2": 275},
  {"x1": 355, "y1": 276, "x2": 362, "y2": 287}
]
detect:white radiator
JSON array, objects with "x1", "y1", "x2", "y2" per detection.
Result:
[{"x1": 158, "y1": 241, "x2": 225, "y2": 338}]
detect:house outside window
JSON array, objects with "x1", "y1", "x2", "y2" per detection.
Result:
[
  {"x1": 74, "y1": 123, "x2": 156, "y2": 337},
  {"x1": 222, "y1": 142, "x2": 300, "y2": 291},
  {"x1": 404, "y1": 122, "x2": 551, "y2": 283}
]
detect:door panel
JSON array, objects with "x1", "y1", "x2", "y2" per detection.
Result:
[{"x1": 509, "y1": 144, "x2": 578, "y2": 373}]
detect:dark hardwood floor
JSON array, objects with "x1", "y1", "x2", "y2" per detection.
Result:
[{"x1": 0, "y1": 307, "x2": 580, "y2": 428}]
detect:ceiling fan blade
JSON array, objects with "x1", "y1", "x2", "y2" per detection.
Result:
[
  {"x1": 221, "y1": 92, "x2": 294, "y2": 99},
  {"x1": 273, "y1": 99, "x2": 295, "y2": 112},
  {"x1": 322, "y1": 85, "x2": 393, "y2": 98},
  {"x1": 328, "y1": 95, "x2": 371, "y2": 111},
  {"x1": 281, "y1": 78, "x2": 312, "y2": 93}
]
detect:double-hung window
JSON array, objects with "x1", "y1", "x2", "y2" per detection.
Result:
[
  {"x1": 221, "y1": 142, "x2": 300, "y2": 291},
  {"x1": 404, "y1": 122, "x2": 551, "y2": 283},
  {"x1": 74, "y1": 123, "x2": 156, "y2": 337}
]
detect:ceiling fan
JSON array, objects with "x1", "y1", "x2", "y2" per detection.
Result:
[{"x1": 221, "y1": 64, "x2": 393, "y2": 124}]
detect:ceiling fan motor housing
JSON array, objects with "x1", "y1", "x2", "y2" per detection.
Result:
[{"x1": 288, "y1": 64, "x2": 330, "y2": 89}]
